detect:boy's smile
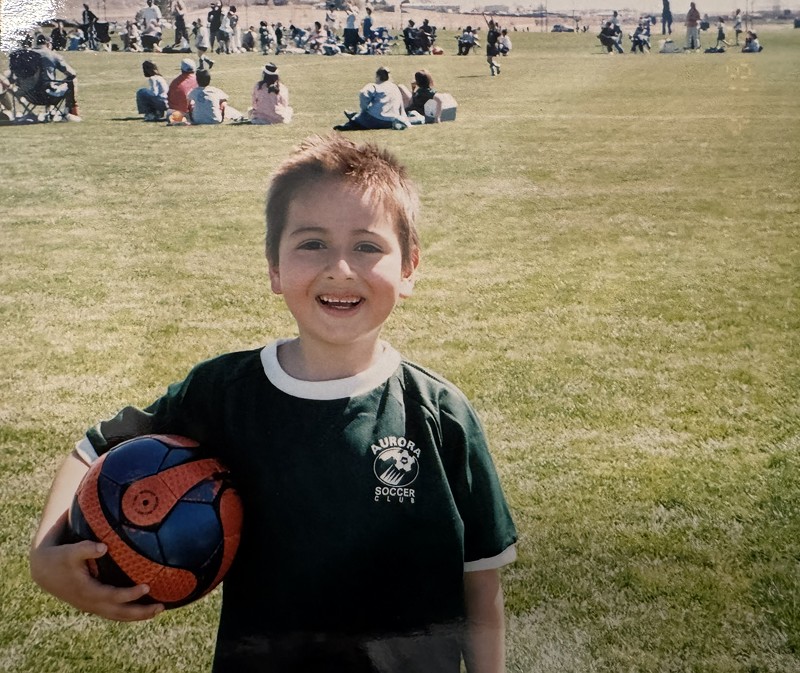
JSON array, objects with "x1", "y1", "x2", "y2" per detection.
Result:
[{"x1": 269, "y1": 178, "x2": 418, "y2": 380}]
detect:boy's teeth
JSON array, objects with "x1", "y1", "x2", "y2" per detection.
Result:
[
  {"x1": 320, "y1": 296, "x2": 360, "y2": 305},
  {"x1": 321, "y1": 296, "x2": 357, "y2": 302}
]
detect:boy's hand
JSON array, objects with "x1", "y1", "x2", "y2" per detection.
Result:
[
  {"x1": 30, "y1": 451, "x2": 162, "y2": 621},
  {"x1": 30, "y1": 537, "x2": 164, "y2": 622}
]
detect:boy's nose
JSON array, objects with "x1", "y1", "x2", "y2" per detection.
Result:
[{"x1": 325, "y1": 254, "x2": 355, "y2": 280}]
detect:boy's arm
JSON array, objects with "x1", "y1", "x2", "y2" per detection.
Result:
[
  {"x1": 463, "y1": 568, "x2": 506, "y2": 673},
  {"x1": 29, "y1": 450, "x2": 164, "y2": 622}
]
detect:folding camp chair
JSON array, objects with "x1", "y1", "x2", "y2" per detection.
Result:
[{"x1": 8, "y1": 49, "x2": 72, "y2": 122}]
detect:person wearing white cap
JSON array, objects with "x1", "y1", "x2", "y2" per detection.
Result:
[
  {"x1": 248, "y1": 63, "x2": 292, "y2": 124},
  {"x1": 167, "y1": 58, "x2": 197, "y2": 115}
]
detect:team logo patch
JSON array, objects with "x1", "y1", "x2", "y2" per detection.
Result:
[
  {"x1": 371, "y1": 436, "x2": 420, "y2": 503},
  {"x1": 374, "y1": 447, "x2": 419, "y2": 487}
]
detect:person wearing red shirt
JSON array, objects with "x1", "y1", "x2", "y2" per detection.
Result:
[{"x1": 167, "y1": 58, "x2": 197, "y2": 114}]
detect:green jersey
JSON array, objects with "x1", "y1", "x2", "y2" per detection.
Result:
[{"x1": 81, "y1": 340, "x2": 517, "y2": 673}]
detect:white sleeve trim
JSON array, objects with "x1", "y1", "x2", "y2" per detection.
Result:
[
  {"x1": 75, "y1": 436, "x2": 99, "y2": 464},
  {"x1": 464, "y1": 544, "x2": 517, "y2": 572}
]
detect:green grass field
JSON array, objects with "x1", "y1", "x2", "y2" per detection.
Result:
[{"x1": 2, "y1": 27, "x2": 799, "y2": 672}]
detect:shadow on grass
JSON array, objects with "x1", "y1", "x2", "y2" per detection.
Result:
[{"x1": 110, "y1": 116, "x2": 147, "y2": 122}]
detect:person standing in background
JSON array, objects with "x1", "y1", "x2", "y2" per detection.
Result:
[
  {"x1": 81, "y1": 3, "x2": 99, "y2": 50},
  {"x1": 685, "y1": 1, "x2": 701, "y2": 50},
  {"x1": 171, "y1": 0, "x2": 189, "y2": 48},
  {"x1": 207, "y1": 2, "x2": 223, "y2": 52},
  {"x1": 661, "y1": 0, "x2": 673, "y2": 34},
  {"x1": 733, "y1": 8, "x2": 743, "y2": 44}
]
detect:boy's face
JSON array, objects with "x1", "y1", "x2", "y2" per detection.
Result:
[{"x1": 269, "y1": 177, "x2": 418, "y2": 355}]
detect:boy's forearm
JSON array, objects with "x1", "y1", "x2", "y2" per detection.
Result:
[{"x1": 463, "y1": 569, "x2": 506, "y2": 673}]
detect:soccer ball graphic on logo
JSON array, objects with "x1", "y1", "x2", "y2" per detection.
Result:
[
  {"x1": 68, "y1": 435, "x2": 243, "y2": 609},
  {"x1": 374, "y1": 448, "x2": 419, "y2": 487}
]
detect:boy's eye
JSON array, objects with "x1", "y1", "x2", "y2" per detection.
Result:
[
  {"x1": 355, "y1": 242, "x2": 382, "y2": 253},
  {"x1": 298, "y1": 240, "x2": 325, "y2": 250}
]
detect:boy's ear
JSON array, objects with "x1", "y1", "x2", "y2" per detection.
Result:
[
  {"x1": 268, "y1": 262, "x2": 282, "y2": 295},
  {"x1": 399, "y1": 247, "x2": 420, "y2": 299}
]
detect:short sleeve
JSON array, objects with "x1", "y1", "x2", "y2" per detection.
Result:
[
  {"x1": 439, "y1": 391, "x2": 518, "y2": 569},
  {"x1": 83, "y1": 363, "x2": 215, "y2": 459}
]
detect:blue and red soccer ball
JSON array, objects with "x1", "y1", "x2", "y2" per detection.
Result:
[{"x1": 68, "y1": 435, "x2": 243, "y2": 609}]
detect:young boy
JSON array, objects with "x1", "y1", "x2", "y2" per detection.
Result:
[
  {"x1": 29, "y1": 135, "x2": 518, "y2": 673},
  {"x1": 187, "y1": 68, "x2": 240, "y2": 124}
]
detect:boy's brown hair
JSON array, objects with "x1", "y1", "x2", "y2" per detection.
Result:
[{"x1": 265, "y1": 135, "x2": 420, "y2": 273}]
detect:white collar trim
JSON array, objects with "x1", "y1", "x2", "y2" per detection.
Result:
[{"x1": 260, "y1": 339, "x2": 402, "y2": 400}]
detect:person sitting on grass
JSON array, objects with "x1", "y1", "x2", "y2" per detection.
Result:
[
  {"x1": 307, "y1": 21, "x2": 327, "y2": 53},
  {"x1": 167, "y1": 57, "x2": 197, "y2": 115},
  {"x1": 498, "y1": 28, "x2": 512, "y2": 55},
  {"x1": 135, "y1": 59, "x2": 168, "y2": 121},
  {"x1": 187, "y1": 67, "x2": 241, "y2": 124},
  {"x1": 599, "y1": 20, "x2": 624, "y2": 53},
  {"x1": 28, "y1": 133, "x2": 518, "y2": 673},
  {"x1": 334, "y1": 65, "x2": 408, "y2": 131},
  {"x1": 398, "y1": 69, "x2": 444, "y2": 124},
  {"x1": 629, "y1": 21, "x2": 650, "y2": 53},
  {"x1": 241, "y1": 25, "x2": 257, "y2": 51},
  {"x1": 248, "y1": 62, "x2": 292, "y2": 124},
  {"x1": 741, "y1": 30, "x2": 762, "y2": 52},
  {"x1": 457, "y1": 25, "x2": 477, "y2": 55},
  {"x1": 142, "y1": 18, "x2": 163, "y2": 52}
]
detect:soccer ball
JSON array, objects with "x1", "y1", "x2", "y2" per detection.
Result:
[{"x1": 68, "y1": 434, "x2": 243, "y2": 609}]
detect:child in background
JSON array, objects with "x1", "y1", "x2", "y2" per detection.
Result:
[
  {"x1": 715, "y1": 17, "x2": 730, "y2": 49},
  {"x1": 498, "y1": 28, "x2": 512, "y2": 55},
  {"x1": 135, "y1": 59, "x2": 168, "y2": 121},
  {"x1": 741, "y1": 29, "x2": 762, "y2": 52},
  {"x1": 484, "y1": 15, "x2": 501, "y2": 76},
  {"x1": 248, "y1": 62, "x2": 293, "y2": 124},
  {"x1": 195, "y1": 16, "x2": 213, "y2": 69},
  {"x1": 29, "y1": 134, "x2": 517, "y2": 673},
  {"x1": 187, "y1": 68, "x2": 241, "y2": 123}
]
